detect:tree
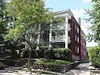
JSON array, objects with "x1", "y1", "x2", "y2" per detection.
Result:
[
  {"x1": 0, "y1": 0, "x2": 7, "y2": 35},
  {"x1": 5, "y1": 0, "x2": 56, "y2": 69},
  {"x1": 89, "y1": 0, "x2": 100, "y2": 42},
  {"x1": 6, "y1": 0, "x2": 64, "y2": 69},
  {"x1": 0, "y1": 0, "x2": 8, "y2": 56}
]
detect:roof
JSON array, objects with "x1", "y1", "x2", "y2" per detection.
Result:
[{"x1": 54, "y1": 9, "x2": 74, "y2": 17}]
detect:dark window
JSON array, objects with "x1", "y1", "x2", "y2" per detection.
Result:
[
  {"x1": 52, "y1": 42, "x2": 65, "y2": 48},
  {"x1": 52, "y1": 29, "x2": 65, "y2": 36}
]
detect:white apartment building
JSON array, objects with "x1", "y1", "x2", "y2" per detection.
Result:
[{"x1": 49, "y1": 10, "x2": 74, "y2": 48}]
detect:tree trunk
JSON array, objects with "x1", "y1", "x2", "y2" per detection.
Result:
[
  {"x1": 28, "y1": 50, "x2": 32, "y2": 71},
  {"x1": 36, "y1": 24, "x2": 41, "y2": 50}
]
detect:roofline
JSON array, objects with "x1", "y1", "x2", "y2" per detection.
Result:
[{"x1": 54, "y1": 9, "x2": 74, "y2": 17}]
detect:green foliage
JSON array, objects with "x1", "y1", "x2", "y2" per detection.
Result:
[
  {"x1": 4, "y1": 0, "x2": 65, "y2": 62},
  {"x1": 46, "y1": 48, "x2": 70, "y2": 60},
  {"x1": 45, "y1": 49, "x2": 55, "y2": 59},
  {"x1": 89, "y1": 0, "x2": 100, "y2": 41},
  {"x1": 34, "y1": 59, "x2": 72, "y2": 65},
  {"x1": 6, "y1": 25, "x2": 24, "y2": 39},
  {"x1": 89, "y1": 46, "x2": 100, "y2": 67},
  {"x1": 0, "y1": 0, "x2": 8, "y2": 57},
  {"x1": 0, "y1": 0, "x2": 7, "y2": 34},
  {"x1": 53, "y1": 48, "x2": 70, "y2": 51},
  {"x1": 92, "y1": 0, "x2": 97, "y2": 2},
  {"x1": 5, "y1": 0, "x2": 53, "y2": 57},
  {"x1": 53, "y1": 48, "x2": 70, "y2": 60},
  {"x1": 6, "y1": 0, "x2": 53, "y2": 39}
]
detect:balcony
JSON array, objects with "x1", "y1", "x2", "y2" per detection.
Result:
[{"x1": 51, "y1": 35, "x2": 66, "y2": 42}]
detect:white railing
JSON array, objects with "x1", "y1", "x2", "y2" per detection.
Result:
[{"x1": 51, "y1": 35, "x2": 66, "y2": 42}]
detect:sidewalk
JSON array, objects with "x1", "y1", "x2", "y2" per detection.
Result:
[
  {"x1": 64, "y1": 62, "x2": 90, "y2": 75},
  {"x1": 0, "y1": 62, "x2": 94, "y2": 75}
]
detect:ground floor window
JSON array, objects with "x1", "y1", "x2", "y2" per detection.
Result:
[{"x1": 52, "y1": 42, "x2": 65, "y2": 48}]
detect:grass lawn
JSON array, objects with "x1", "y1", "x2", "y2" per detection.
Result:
[{"x1": 34, "y1": 59, "x2": 72, "y2": 65}]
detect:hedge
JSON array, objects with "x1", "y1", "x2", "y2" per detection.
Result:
[
  {"x1": 89, "y1": 46, "x2": 100, "y2": 67},
  {"x1": 46, "y1": 48, "x2": 70, "y2": 60}
]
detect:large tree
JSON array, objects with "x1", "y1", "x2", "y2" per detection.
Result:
[
  {"x1": 89, "y1": 0, "x2": 100, "y2": 42},
  {"x1": 0, "y1": 0, "x2": 7, "y2": 36},
  {"x1": 6, "y1": 0, "x2": 53, "y2": 38},
  {"x1": 0, "y1": 0, "x2": 8, "y2": 56},
  {"x1": 6, "y1": 0, "x2": 63, "y2": 52},
  {"x1": 5, "y1": 0, "x2": 62, "y2": 69}
]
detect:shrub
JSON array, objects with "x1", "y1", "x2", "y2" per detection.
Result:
[
  {"x1": 39, "y1": 48, "x2": 70, "y2": 60},
  {"x1": 53, "y1": 48, "x2": 70, "y2": 60},
  {"x1": 45, "y1": 49, "x2": 55, "y2": 59},
  {"x1": 34, "y1": 59, "x2": 72, "y2": 65},
  {"x1": 89, "y1": 46, "x2": 100, "y2": 67}
]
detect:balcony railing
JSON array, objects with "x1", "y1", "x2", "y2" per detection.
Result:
[{"x1": 51, "y1": 35, "x2": 66, "y2": 42}]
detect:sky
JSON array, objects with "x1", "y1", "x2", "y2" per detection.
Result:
[
  {"x1": 45, "y1": 0, "x2": 98, "y2": 47},
  {"x1": 46, "y1": 0, "x2": 92, "y2": 10}
]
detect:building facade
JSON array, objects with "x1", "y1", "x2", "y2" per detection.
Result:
[
  {"x1": 49, "y1": 10, "x2": 87, "y2": 61},
  {"x1": 80, "y1": 30, "x2": 87, "y2": 60},
  {"x1": 68, "y1": 16, "x2": 81, "y2": 60}
]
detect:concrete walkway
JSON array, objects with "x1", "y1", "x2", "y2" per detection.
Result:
[{"x1": 64, "y1": 63, "x2": 91, "y2": 75}]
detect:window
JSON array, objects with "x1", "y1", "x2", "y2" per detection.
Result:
[
  {"x1": 77, "y1": 27, "x2": 79, "y2": 33},
  {"x1": 77, "y1": 37, "x2": 79, "y2": 43},
  {"x1": 77, "y1": 47, "x2": 79, "y2": 54},
  {"x1": 75, "y1": 47, "x2": 79, "y2": 54},
  {"x1": 75, "y1": 36, "x2": 79, "y2": 43}
]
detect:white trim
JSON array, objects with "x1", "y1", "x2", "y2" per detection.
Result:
[{"x1": 65, "y1": 17, "x2": 69, "y2": 48}]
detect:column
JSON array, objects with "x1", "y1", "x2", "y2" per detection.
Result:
[{"x1": 65, "y1": 17, "x2": 69, "y2": 48}]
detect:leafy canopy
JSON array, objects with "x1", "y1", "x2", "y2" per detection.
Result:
[
  {"x1": 6, "y1": 0, "x2": 54, "y2": 39},
  {"x1": 89, "y1": 0, "x2": 100, "y2": 41},
  {"x1": 0, "y1": 0, "x2": 7, "y2": 34}
]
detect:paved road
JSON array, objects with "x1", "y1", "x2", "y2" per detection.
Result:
[{"x1": 64, "y1": 63, "x2": 90, "y2": 75}]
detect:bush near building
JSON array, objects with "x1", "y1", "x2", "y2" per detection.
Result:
[
  {"x1": 44, "y1": 48, "x2": 70, "y2": 60},
  {"x1": 89, "y1": 46, "x2": 100, "y2": 67}
]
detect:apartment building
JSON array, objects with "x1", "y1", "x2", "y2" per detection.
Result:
[{"x1": 48, "y1": 10, "x2": 87, "y2": 61}]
